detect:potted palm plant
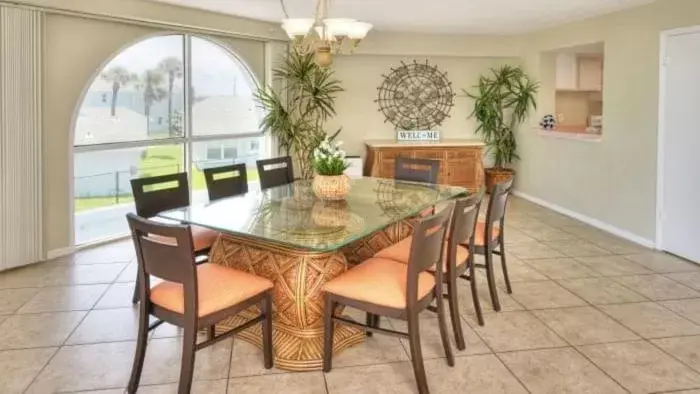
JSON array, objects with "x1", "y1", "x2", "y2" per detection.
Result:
[
  {"x1": 255, "y1": 48, "x2": 343, "y2": 180},
  {"x1": 464, "y1": 65, "x2": 539, "y2": 190}
]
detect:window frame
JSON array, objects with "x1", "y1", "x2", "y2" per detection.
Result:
[{"x1": 73, "y1": 33, "x2": 266, "y2": 191}]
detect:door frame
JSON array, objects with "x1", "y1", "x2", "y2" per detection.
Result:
[{"x1": 656, "y1": 25, "x2": 700, "y2": 250}]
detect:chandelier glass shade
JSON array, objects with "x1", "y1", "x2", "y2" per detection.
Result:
[{"x1": 280, "y1": 0, "x2": 372, "y2": 67}]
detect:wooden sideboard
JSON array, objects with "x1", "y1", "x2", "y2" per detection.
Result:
[{"x1": 363, "y1": 139, "x2": 485, "y2": 189}]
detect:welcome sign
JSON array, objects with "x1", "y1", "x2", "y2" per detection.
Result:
[{"x1": 396, "y1": 130, "x2": 441, "y2": 141}]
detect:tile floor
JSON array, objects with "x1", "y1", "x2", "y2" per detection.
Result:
[{"x1": 2, "y1": 197, "x2": 700, "y2": 393}]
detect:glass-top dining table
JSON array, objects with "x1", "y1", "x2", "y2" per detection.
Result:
[{"x1": 158, "y1": 177, "x2": 469, "y2": 371}]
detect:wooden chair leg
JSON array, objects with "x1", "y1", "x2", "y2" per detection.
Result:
[
  {"x1": 322, "y1": 295, "x2": 335, "y2": 373},
  {"x1": 484, "y1": 247, "x2": 502, "y2": 312},
  {"x1": 435, "y1": 287, "x2": 455, "y2": 366},
  {"x1": 407, "y1": 310, "x2": 429, "y2": 394},
  {"x1": 446, "y1": 276, "x2": 466, "y2": 351},
  {"x1": 127, "y1": 302, "x2": 149, "y2": 393},
  {"x1": 365, "y1": 312, "x2": 374, "y2": 337},
  {"x1": 206, "y1": 325, "x2": 215, "y2": 341},
  {"x1": 469, "y1": 258, "x2": 485, "y2": 326},
  {"x1": 178, "y1": 323, "x2": 197, "y2": 394},
  {"x1": 500, "y1": 241, "x2": 513, "y2": 294},
  {"x1": 262, "y1": 293, "x2": 273, "y2": 369},
  {"x1": 132, "y1": 272, "x2": 141, "y2": 304}
]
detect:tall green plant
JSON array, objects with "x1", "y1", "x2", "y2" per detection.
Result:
[
  {"x1": 464, "y1": 65, "x2": 539, "y2": 168},
  {"x1": 255, "y1": 49, "x2": 343, "y2": 179}
]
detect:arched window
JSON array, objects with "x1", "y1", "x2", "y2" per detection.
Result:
[{"x1": 73, "y1": 34, "x2": 268, "y2": 245}]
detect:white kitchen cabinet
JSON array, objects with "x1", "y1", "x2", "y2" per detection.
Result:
[
  {"x1": 578, "y1": 56, "x2": 603, "y2": 91},
  {"x1": 555, "y1": 53, "x2": 603, "y2": 91},
  {"x1": 556, "y1": 53, "x2": 578, "y2": 90}
]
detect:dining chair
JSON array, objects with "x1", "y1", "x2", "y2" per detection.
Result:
[
  {"x1": 130, "y1": 172, "x2": 218, "y2": 304},
  {"x1": 203, "y1": 163, "x2": 248, "y2": 201},
  {"x1": 394, "y1": 156, "x2": 440, "y2": 184},
  {"x1": 469, "y1": 178, "x2": 514, "y2": 312},
  {"x1": 322, "y1": 202, "x2": 456, "y2": 394},
  {"x1": 126, "y1": 214, "x2": 274, "y2": 394},
  {"x1": 374, "y1": 192, "x2": 485, "y2": 350},
  {"x1": 256, "y1": 156, "x2": 294, "y2": 190}
]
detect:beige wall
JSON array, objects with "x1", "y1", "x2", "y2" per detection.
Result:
[
  {"x1": 515, "y1": 0, "x2": 700, "y2": 242},
  {"x1": 327, "y1": 53, "x2": 520, "y2": 157}
]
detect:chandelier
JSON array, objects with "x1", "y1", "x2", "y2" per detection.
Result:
[{"x1": 280, "y1": 0, "x2": 373, "y2": 67}]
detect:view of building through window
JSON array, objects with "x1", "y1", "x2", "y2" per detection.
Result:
[{"x1": 73, "y1": 34, "x2": 267, "y2": 245}]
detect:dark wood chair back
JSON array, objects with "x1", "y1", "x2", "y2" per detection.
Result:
[
  {"x1": 203, "y1": 164, "x2": 248, "y2": 201},
  {"x1": 448, "y1": 191, "x2": 484, "y2": 248},
  {"x1": 394, "y1": 157, "x2": 440, "y2": 184},
  {"x1": 256, "y1": 156, "x2": 294, "y2": 190},
  {"x1": 406, "y1": 202, "x2": 455, "y2": 304},
  {"x1": 130, "y1": 172, "x2": 190, "y2": 218},
  {"x1": 485, "y1": 178, "x2": 514, "y2": 234},
  {"x1": 127, "y1": 213, "x2": 197, "y2": 306}
]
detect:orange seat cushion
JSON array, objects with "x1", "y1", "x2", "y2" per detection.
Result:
[
  {"x1": 473, "y1": 222, "x2": 500, "y2": 246},
  {"x1": 150, "y1": 263, "x2": 273, "y2": 317},
  {"x1": 190, "y1": 225, "x2": 218, "y2": 252},
  {"x1": 323, "y1": 257, "x2": 435, "y2": 309},
  {"x1": 148, "y1": 225, "x2": 218, "y2": 252},
  {"x1": 374, "y1": 236, "x2": 469, "y2": 273}
]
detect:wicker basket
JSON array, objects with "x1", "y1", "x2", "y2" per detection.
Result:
[
  {"x1": 312, "y1": 174, "x2": 351, "y2": 201},
  {"x1": 485, "y1": 168, "x2": 515, "y2": 192}
]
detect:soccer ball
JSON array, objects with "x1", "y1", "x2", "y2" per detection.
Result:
[{"x1": 540, "y1": 114, "x2": 557, "y2": 130}]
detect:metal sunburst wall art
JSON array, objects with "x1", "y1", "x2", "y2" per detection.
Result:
[{"x1": 375, "y1": 60, "x2": 456, "y2": 140}]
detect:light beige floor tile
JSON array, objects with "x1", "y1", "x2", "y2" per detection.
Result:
[
  {"x1": 557, "y1": 277, "x2": 647, "y2": 305},
  {"x1": 508, "y1": 281, "x2": 586, "y2": 310},
  {"x1": 625, "y1": 253, "x2": 700, "y2": 273},
  {"x1": 0, "y1": 263, "x2": 61, "y2": 289},
  {"x1": 531, "y1": 212, "x2": 582, "y2": 228},
  {"x1": 613, "y1": 274, "x2": 700, "y2": 300},
  {"x1": 231, "y1": 371, "x2": 326, "y2": 394},
  {"x1": 46, "y1": 263, "x2": 128, "y2": 286},
  {"x1": 533, "y1": 306, "x2": 639, "y2": 345},
  {"x1": 661, "y1": 298, "x2": 700, "y2": 325},
  {"x1": 66, "y1": 308, "x2": 140, "y2": 344},
  {"x1": 473, "y1": 254, "x2": 549, "y2": 283},
  {"x1": 135, "y1": 379, "x2": 228, "y2": 394},
  {"x1": 599, "y1": 302, "x2": 700, "y2": 339},
  {"x1": 325, "y1": 363, "x2": 418, "y2": 394},
  {"x1": 653, "y1": 335, "x2": 700, "y2": 374},
  {"x1": 543, "y1": 240, "x2": 613, "y2": 258},
  {"x1": 503, "y1": 228, "x2": 537, "y2": 245},
  {"x1": 507, "y1": 242, "x2": 565, "y2": 260},
  {"x1": 17, "y1": 284, "x2": 108, "y2": 313},
  {"x1": 514, "y1": 223, "x2": 578, "y2": 242},
  {"x1": 140, "y1": 337, "x2": 232, "y2": 385},
  {"x1": 576, "y1": 256, "x2": 653, "y2": 276},
  {"x1": 26, "y1": 341, "x2": 135, "y2": 393},
  {"x1": 331, "y1": 333, "x2": 408, "y2": 368},
  {"x1": 523, "y1": 257, "x2": 600, "y2": 280},
  {"x1": 0, "y1": 311, "x2": 86, "y2": 349},
  {"x1": 559, "y1": 225, "x2": 611, "y2": 241},
  {"x1": 424, "y1": 354, "x2": 528, "y2": 393},
  {"x1": 93, "y1": 282, "x2": 136, "y2": 309},
  {"x1": 74, "y1": 240, "x2": 135, "y2": 264},
  {"x1": 0, "y1": 288, "x2": 40, "y2": 314},
  {"x1": 666, "y1": 272, "x2": 700, "y2": 291},
  {"x1": 457, "y1": 278, "x2": 525, "y2": 316},
  {"x1": 0, "y1": 347, "x2": 57, "y2": 394},
  {"x1": 465, "y1": 311, "x2": 566, "y2": 352},
  {"x1": 579, "y1": 341, "x2": 700, "y2": 394},
  {"x1": 228, "y1": 340, "x2": 289, "y2": 378},
  {"x1": 391, "y1": 314, "x2": 490, "y2": 359},
  {"x1": 115, "y1": 262, "x2": 137, "y2": 283},
  {"x1": 499, "y1": 347, "x2": 626, "y2": 394},
  {"x1": 586, "y1": 236, "x2": 652, "y2": 255}
]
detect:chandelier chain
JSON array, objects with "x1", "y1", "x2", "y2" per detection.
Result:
[{"x1": 279, "y1": 0, "x2": 289, "y2": 18}]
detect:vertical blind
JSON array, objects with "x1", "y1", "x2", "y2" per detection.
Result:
[{"x1": 0, "y1": 6, "x2": 44, "y2": 270}]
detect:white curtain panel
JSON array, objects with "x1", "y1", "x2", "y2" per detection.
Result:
[{"x1": 0, "y1": 6, "x2": 44, "y2": 270}]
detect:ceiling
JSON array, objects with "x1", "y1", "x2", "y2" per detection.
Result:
[{"x1": 150, "y1": 0, "x2": 656, "y2": 35}]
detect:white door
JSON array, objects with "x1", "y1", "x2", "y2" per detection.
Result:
[{"x1": 660, "y1": 28, "x2": 700, "y2": 263}]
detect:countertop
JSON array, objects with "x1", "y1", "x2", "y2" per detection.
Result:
[{"x1": 365, "y1": 139, "x2": 485, "y2": 148}]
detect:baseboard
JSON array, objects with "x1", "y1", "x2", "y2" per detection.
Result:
[
  {"x1": 512, "y1": 190, "x2": 656, "y2": 249},
  {"x1": 46, "y1": 246, "x2": 76, "y2": 260}
]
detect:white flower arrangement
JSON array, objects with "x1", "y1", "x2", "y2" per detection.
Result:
[{"x1": 312, "y1": 137, "x2": 350, "y2": 176}]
